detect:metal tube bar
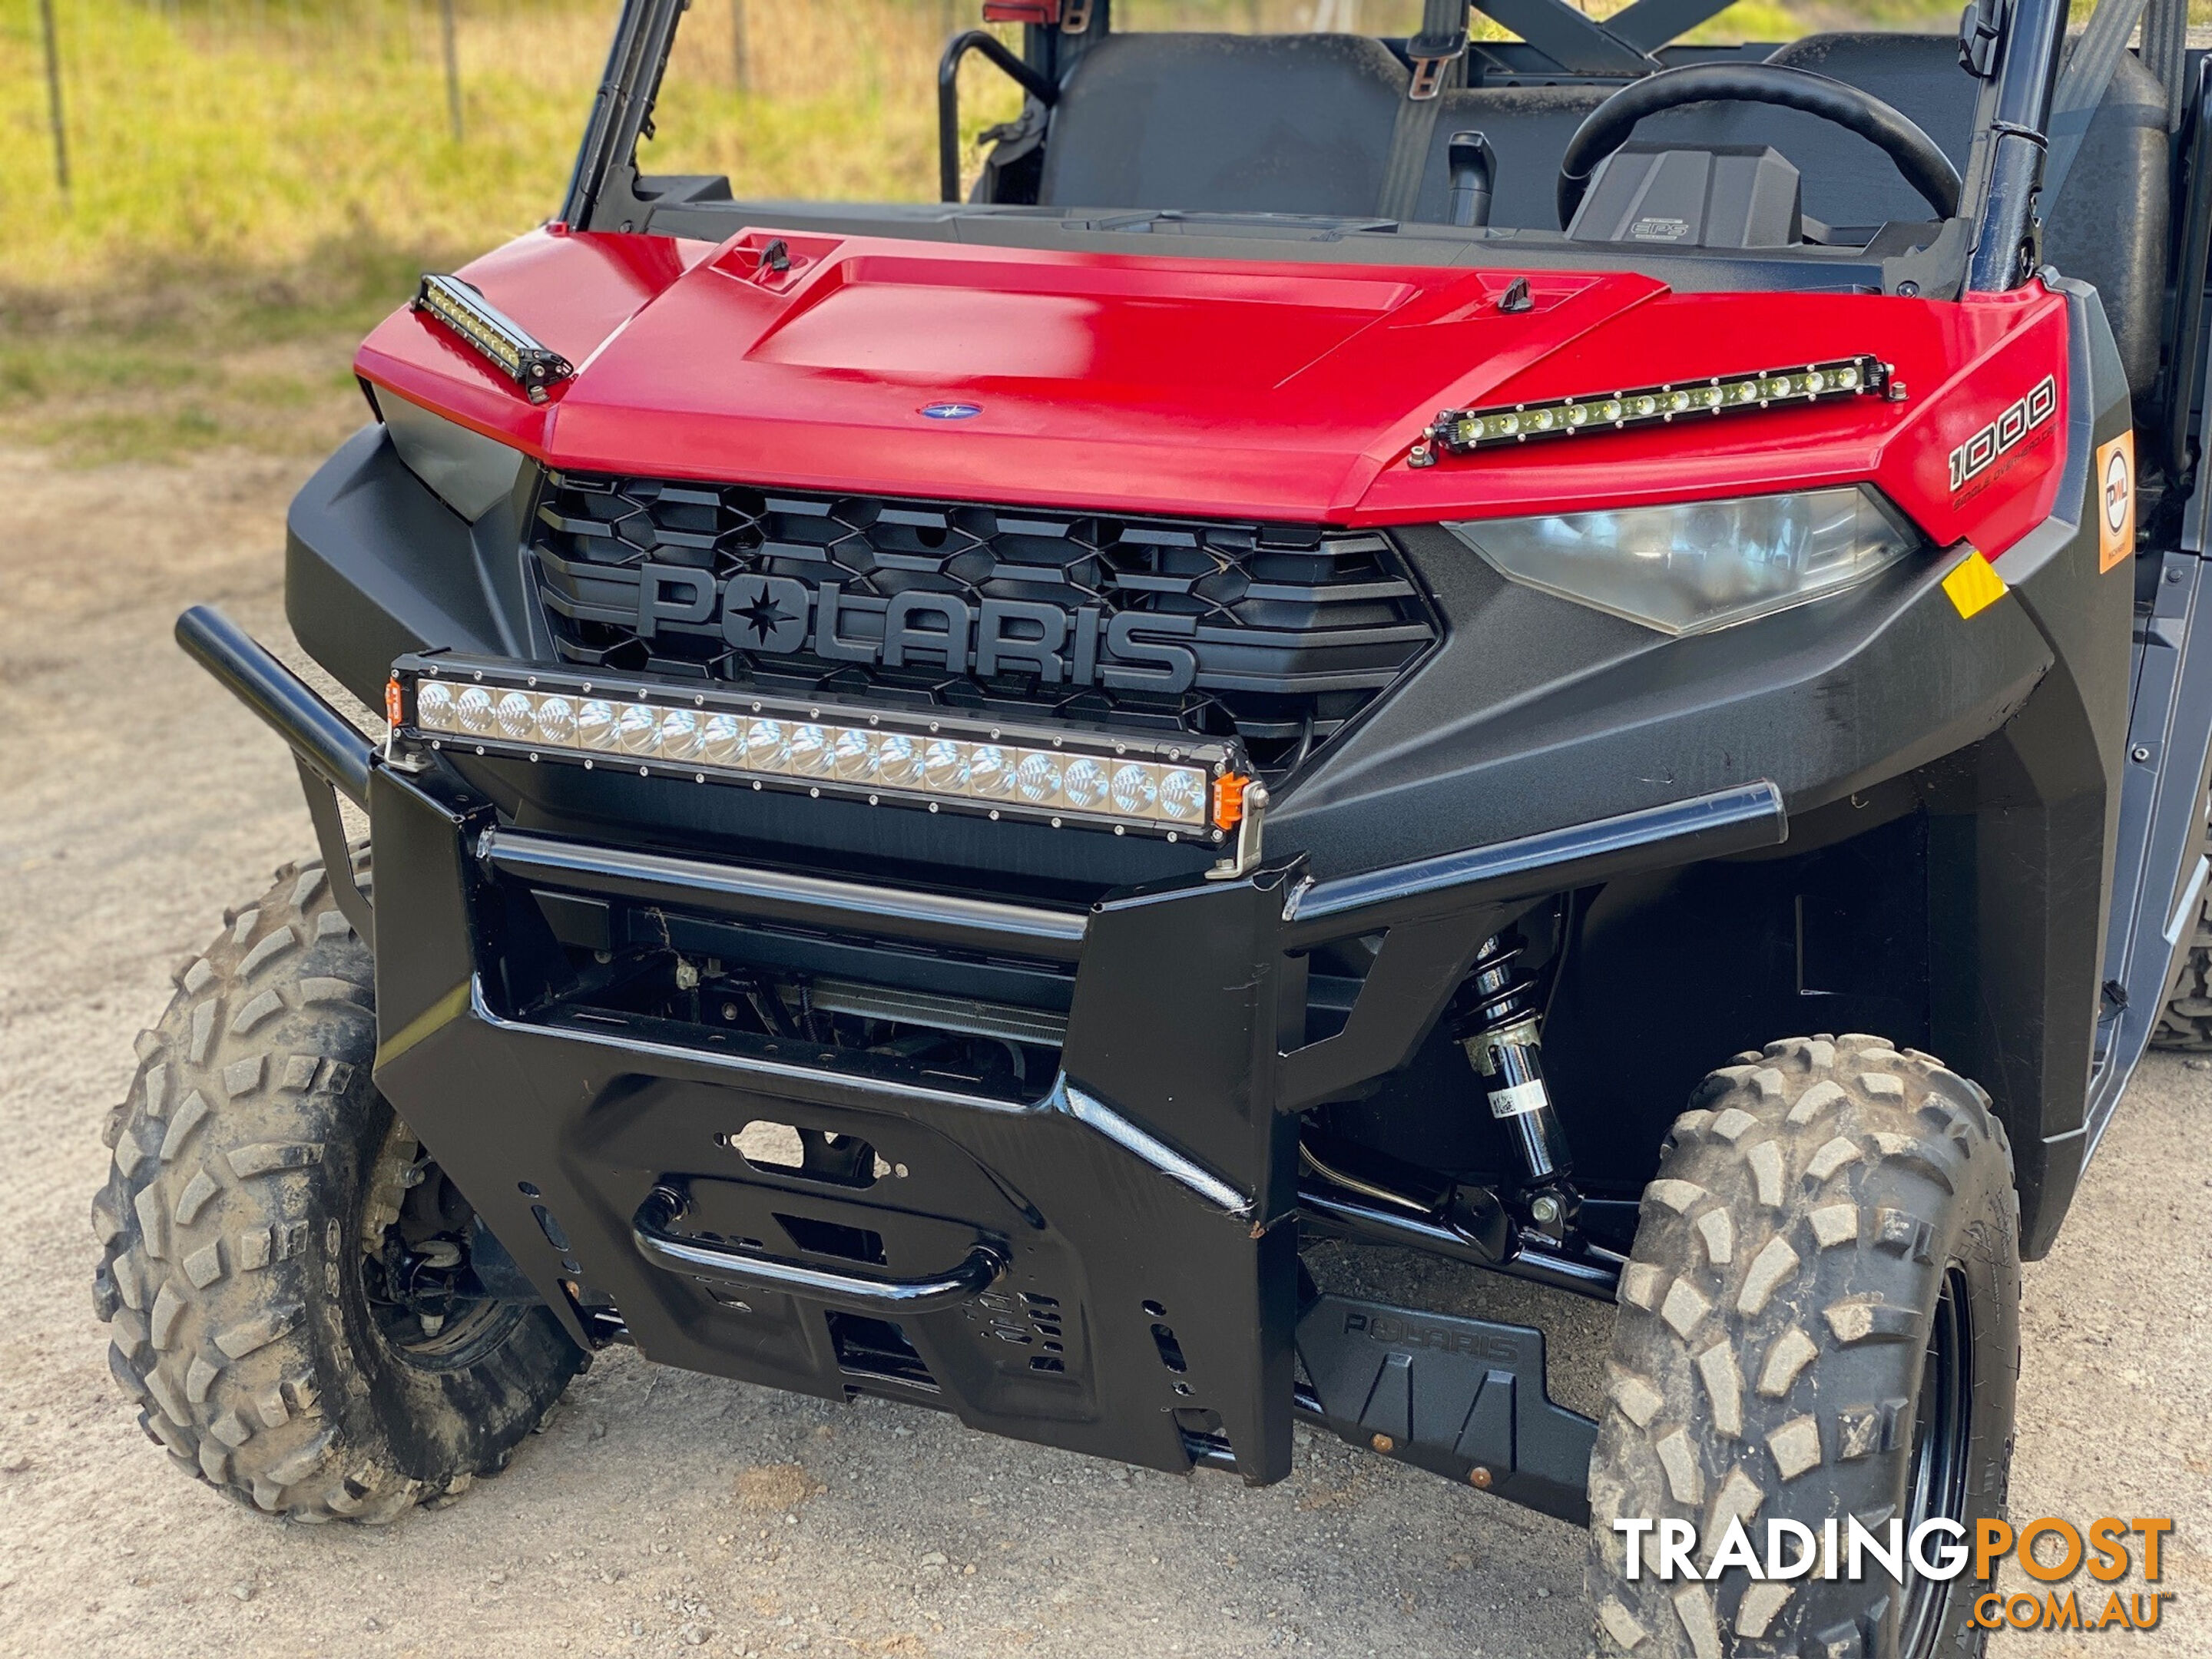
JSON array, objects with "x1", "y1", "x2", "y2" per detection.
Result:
[
  {"x1": 1965, "y1": 0, "x2": 2068, "y2": 290},
  {"x1": 939, "y1": 29, "x2": 1059, "y2": 203},
  {"x1": 634, "y1": 1186, "x2": 1007, "y2": 1311},
  {"x1": 1281, "y1": 780, "x2": 1786, "y2": 944},
  {"x1": 175, "y1": 607, "x2": 376, "y2": 807},
  {"x1": 561, "y1": 0, "x2": 688, "y2": 231},
  {"x1": 479, "y1": 827, "x2": 1091, "y2": 962},
  {"x1": 1298, "y1": 1187, "x2": 1622, "y2": 1301}
]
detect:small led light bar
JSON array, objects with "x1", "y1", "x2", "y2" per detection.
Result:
[
  {"x1": 412, "y1": 274, "x2": 575, "y2": 403},
  {"x1": 395, "y1": 657, "x2": 1247, "y2": 844},
  {"x1": 1410, "y1": 355, "x2": 1898, "y2": 465}
]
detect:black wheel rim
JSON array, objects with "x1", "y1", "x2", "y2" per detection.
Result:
[
  {"x1": 1900, "y1": 1264, "x2": 1974, "y2": 1658},
  {"x1": 360, "y1": 1151, "x2": 525, "y2": 1371}
]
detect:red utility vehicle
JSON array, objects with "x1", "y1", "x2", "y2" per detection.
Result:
[{"x1": 95, "y1": 3, "x2": 2212, "y2": 1654}]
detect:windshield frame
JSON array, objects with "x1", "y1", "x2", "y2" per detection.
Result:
[{"x1": 561, "y1": 0, "x2": 2071, "y2": 301}]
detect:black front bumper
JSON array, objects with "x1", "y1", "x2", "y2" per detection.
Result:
[
  {"x1": 373, "y1": 751, "x2": 1306, "y2": 1482},
  {"x1": 175, "y1": 604, "x2": 1785, "y2": 1504},
  {"x1": 360, "y1": 751, "x2": 1777, "y2": 1495}
]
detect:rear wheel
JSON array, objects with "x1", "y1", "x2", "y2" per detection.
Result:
[
  {"x1": 91, "y1": 853, "x2": 586, "y2": 1522},
  {"x1": 1585, "y1": 1034, "x2": 2018, "y2": 1659}
]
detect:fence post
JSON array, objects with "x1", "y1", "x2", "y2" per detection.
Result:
[
  {"x1": 38, "y1": 0, "x2": 71, "y2": 200},
  {"x1": 440, "y1": 0, "x2": 464, "y2": 142},
  {"x1": 732, "y1": 0, "x2": 751, "y2": 93}
]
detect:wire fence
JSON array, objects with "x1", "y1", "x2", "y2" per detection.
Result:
[{"x1": 23, "y1": 0, "x2": 2049, "y2": 290}]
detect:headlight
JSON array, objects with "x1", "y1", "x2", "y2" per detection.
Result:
[
  {"x1": 379, "y1": 389, "x2": 527, "y2": 522},
  {"x1": 1443, "y1": 487, "x2": 1918, "y2": 637}
]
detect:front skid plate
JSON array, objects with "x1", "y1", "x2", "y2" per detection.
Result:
[
  {"x1": 1296, "y1": 1293, "x2": 1596, "y2": 1525},
  {"x1": 367, "y1": 763, "x2": 1309, "y2": 1483}
]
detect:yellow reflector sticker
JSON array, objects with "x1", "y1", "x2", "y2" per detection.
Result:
[{"x1": 1942, "y1": 549, "x2": 2008, "y2": 619}]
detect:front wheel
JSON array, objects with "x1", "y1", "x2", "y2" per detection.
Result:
[
  {"x1": 1586, "y1": 1034, "x2": 2018, "y2": 1659},
  {"x1": 91, "y1": 854, "x2": 586, "y2": 1522}
]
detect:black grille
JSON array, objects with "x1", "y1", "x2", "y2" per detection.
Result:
[{"x1": 530, "y1": 474, "x2": 1436, "y2": 772}]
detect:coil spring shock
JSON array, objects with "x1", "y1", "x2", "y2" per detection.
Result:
[{"x1": 1455, "y1": 929, "x2": 1576, "y2": 1236}]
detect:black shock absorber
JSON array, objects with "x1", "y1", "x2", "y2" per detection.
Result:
[{"x1": 1454, "y1": 929, "x2": 1578, "y2": 1240}]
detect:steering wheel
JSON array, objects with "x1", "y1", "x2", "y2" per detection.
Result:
[{"x1": 1556, "y1": 62, "x2": 1962, "y2": 230}]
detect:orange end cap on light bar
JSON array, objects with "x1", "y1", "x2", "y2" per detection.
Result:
[
  {"x1": 1214, "y1": 773, "x2": 1250, "y2": 832},
  {"x1": 385, "y1": 675, "x2": 405, "y2": 726}
]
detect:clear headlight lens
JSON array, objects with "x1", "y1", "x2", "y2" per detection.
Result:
[
  {"x1": 577, "y1": 699, "x2": 618, "y2": 750},
  {"x1": 1061, "y1": 757, "x2": 1110, "y2": 811},
  {"x1": 699, "y1": 713, "x2": 743, "y2": 764},
  {"x1": 657, "y1": 708, "x2": 703, "y2": 760},
  {"x1": 535, "y1": 695, "x2": 576, "y2": 747},
  {"x1": 1443, "y1": 487, "x2": 1918, "y2": 637},
  {"x1": 876, "y1": 734, "x2": 922, "y2": 786},
  {"x1": 614, "y1": 703, "x2": 660, "y2": 754},
  {"x1": 455, "y1": 685, "x2": 495, "y2": 736},
  {"x1": 788, "y1": 724, "x2": 833, "y2": 776}
]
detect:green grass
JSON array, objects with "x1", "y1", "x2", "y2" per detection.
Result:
[
  {"x1": 0, "y1": 229, "x2": 440, "y2": 463},
  {"x1": 0, "y1": 2, "x2": 1027, "y2": 292},
  {"x1": 0, "y1": 1, "x2": 1021, "y2": 462}
]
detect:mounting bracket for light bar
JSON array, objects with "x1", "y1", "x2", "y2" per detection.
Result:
[
  {"x1": 1408, "y1": 355, "x2": 1900, "y2": 466},
  {"x1": 394, "y1": 655, "x2": 1250, "y2": 845},
  {"x1": 413, "y1": 274, "x2": 576, "y2": 403}
]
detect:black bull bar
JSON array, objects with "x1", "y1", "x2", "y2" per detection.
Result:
[{"x1": 177, "y1": 605, "x2": 1786, "y2": 1502}]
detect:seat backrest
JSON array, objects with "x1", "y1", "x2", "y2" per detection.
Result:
[
  {"x1": 1035, "y1": 32, "x2": 1410, "y2": 217},
  {"x1": 2035, "y1": 48, "x2": 2171, "y2": 396}
]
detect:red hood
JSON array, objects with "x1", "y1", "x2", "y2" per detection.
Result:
[{"x1": 357, "y1": 227, "x2": 2071, "y2": 557}]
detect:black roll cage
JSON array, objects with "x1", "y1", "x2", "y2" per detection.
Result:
[{"x1": 561, "y1": 0, "x2": 2071, "y2": 299}]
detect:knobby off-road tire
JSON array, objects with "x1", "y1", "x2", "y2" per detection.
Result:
[
  {"x1": 1587, "y1": 1035, "x2": 2019, "y2": 1659},
  {"x1": 91, "y1": 854, "x2": 585, "y2": 1522}
]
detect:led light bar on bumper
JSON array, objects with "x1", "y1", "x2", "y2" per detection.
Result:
[
  {"x1": 1410, "y1": 356, "x2": 1898, "y2": 465},
  {"x1": 394, "y1": 657, "x2": 1246, "y2": 843},
  {"x1": 1444, "y1": 486, "x2": 1919, "y2": 636}
]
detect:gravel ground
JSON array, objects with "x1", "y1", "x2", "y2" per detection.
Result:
[{"x1": 0, "y1": 442, "x2": 2206, "y2": 1659}]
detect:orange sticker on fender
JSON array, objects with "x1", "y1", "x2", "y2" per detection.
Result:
[{"x1": 2098, "y1": 431, "x2": 2136, "y2": 571}]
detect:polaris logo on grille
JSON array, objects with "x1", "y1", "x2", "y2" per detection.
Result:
[
  {"x1": 634, "y1": 564, "x2": 1200, "y2": 693},
  {"x1": 1949, "y1": 375, "x2": 2057, "y2": 494}
]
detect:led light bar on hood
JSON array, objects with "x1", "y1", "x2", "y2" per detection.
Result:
[
  {"x1": 1409, "y1": 356, "x2": 1900, "y2": 466},
  {"x1": 413, "y1": 273, "x2": 575, "y2": 403},
  {"x1": 394, "y1": 657, "x2": 1249, "y2": 844}
]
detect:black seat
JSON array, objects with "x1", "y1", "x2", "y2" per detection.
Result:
[
  {"x1": 1036, "y1": 32, "x2": 1409, "y2": 217},
  {"x1": 1406, "y1": 34, "x2": 2171, "y2": 392}
]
